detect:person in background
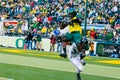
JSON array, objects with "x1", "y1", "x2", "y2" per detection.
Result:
[
  {"x1": 49, "y1": 34, "x2": 56, "y2": 52},
  {"x1": 90, "y1": 28, "x2": 96, "y2": 41},
  {"x1": 24, "y1": 34, "x2": 28, "y2": 50},
  {"x1": 110, "y1": 45, "x2": 119, "y2": 58},
  {"x1": 41, "y1": 26, "x2": 47, "y2": 37},
  {"x1": 57, "y1": 34, "x2": 62, "y2": 53},
  {"x1": 36, "y1": 31, "x2": 42, "y2": 51},
  {"x1": 115, "y1": 32, "x2": 120, "y2": 43},
  {"x1": 89, "y1": 42, "x2": 96, "y2": 56},
  {"x1": 53, "y1": 27, "x2": 60, "y2": 39},
  {"x1": 27, "y1": 31, "x2": 33, "y2": 50},
  {"x1": 32, "y1": 31, "x2": 37, "y2": 50}
]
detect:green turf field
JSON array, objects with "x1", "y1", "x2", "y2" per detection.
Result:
[{"x1": 0, "y1": 47, "x2": 120, "y2": 80}]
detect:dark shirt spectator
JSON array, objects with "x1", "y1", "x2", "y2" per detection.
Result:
[
  {"x1": 27, "y1": 32, "x2": 33, "y2": 50},
  {"x1": 57, "y1": 34, "x2": 62, "y2": 52},
  {"x1": 49, "y1": 34, "x2": 56, "y2": 52}
]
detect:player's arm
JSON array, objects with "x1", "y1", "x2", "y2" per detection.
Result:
[{"x1": 60, "y1": 21, "x2": 68, "y2": 30}]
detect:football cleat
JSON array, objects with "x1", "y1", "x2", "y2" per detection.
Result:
[
  {"x1": 81, "y1": 59, "x2": 86, "y2": 66},
  {"x1": 59, "y1": 54, "x2": 67, "y2": 58}
]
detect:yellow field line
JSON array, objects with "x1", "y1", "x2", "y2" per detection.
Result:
[{"x1": 1, "y1": 48, "x2": 120, "y2": 65}]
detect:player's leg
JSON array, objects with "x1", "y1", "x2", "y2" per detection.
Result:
[
  {"x1": 49, "y1": 44, "x2": 52, "y2": 52},
  {"x1": 70, "y1": 55, "x2": 84, "y2": 70},
  {"x1": 62, "y1": 41, "x2": 67, "y2": 54},
  {"x1": 68, "y1": 45, "x2": 83, "y2": 80},
  {"x1": 76, "y1": 72, "x2": 81, "y2": 80},
  {"x1": 76, "y1": 67, "x2": 82, "y2": 80},
  {"x1": 69, "y1": 56, "x2": 84, "y2": 72},
  {"x1": 72, "y1": 61, "x2": 83, "y2": 80},
  {"x1": 69, "y1": 58, "x2": 83, "y2": 80},
  {"x1": 73, "y1": 58, "x2": 83, "y2": 80},
  {"x1": 69, "y1": 36, "x2": 86, "y2": 65},
  {"x1": 68, "y1": 43, "x2": 84, "y2": 71},
  {"x1": 74, "y1": 35, "x2": 88, "y2": 66},
  {"x1": 60, "y1": 33, "x2": 72, "y2": 58},
  {"x1": 77, "y1": 43, "x2": 86, "y2": 65},
  {"x1": 59, "y1": 41, "x2": 67, "y2": 58}
]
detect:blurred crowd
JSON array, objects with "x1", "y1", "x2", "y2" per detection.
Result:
[{"x1": 0, "y1": 0, "x2": 120, "y2": 43}]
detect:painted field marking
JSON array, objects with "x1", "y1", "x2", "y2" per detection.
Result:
[
  {"x1": 0, "y1": 77, "x2": 13, "y2": 80},
  {"x1": 0, "y1": 53, "x2": 120, "y2": 79}
]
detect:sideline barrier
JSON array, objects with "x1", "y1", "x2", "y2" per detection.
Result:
[
  {"x1": 16, "y1": 38, "x2": 24, "y2": 49},
  {"x1": 0, "y1": 36, "x2": 23, "y2": 48},
  {"x1": 96, "y1": 42, "x2": 120, "y2": 57},
  {"x1": 1, "y1": 36, "x2": 119, "y2": 57},
  {"x1": 0, "y1": 36, "x2": 51, "y2": 51}
]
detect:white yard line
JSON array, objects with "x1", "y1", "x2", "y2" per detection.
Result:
[
  {"x1": 0, "y1": 53, "x2": 120, "y2": 79},
  {"x1": 0, "y1": 77, "x2": 13, "y2": 80}
]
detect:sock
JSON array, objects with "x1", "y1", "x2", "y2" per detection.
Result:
[
  {"x1": 76, "y1": 73, "x2": 81, "y2": 80},
  {"x1": 63, "y1": 48, "x2": 66, "y2": 54}
]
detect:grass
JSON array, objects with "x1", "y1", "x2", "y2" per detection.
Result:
[
  {"x1": 0, "y1": 47, "x2": 120, "y2": 68},
  {"x1": 0, "y1": 63, "x2": 119, "y2": 80},
  {"x1": 0, "y1": 47, "x2": 120, "y2": 80}
]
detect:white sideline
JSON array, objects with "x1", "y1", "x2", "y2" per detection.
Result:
[{"x1": 0, "y1": 77, "x2": 13, "y2": 80}]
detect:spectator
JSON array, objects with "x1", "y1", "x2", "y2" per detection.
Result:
[
  {"x1": 41, "y1": 26, "x2": 47, "y2": 37},
  {"x1": 27, "y1": 31, "x2": 33, "y2": 50},
  {"x1": 57, "y1": 34, "x2": 62, "y2": 53},
  {"x1": 24, "y1": 35, "x2": 28, "y2": 50},
  {"x1": 49, "y1": 34, "x2": 56, "y2": 52},
  {"x1": 0, "y1": 0, "x2": 120, "y2": 53},
  {"x1": 32, "y1": 31, "x2": 37, "y2": 50},
  {"x1": 115, "y1": 33, "x2": 120, "y2": 43},
  {"x1": 89, "y1": 42, "x2": 96, "y2": 56},
  {"x1": 90, "y1": 28, "x2": 96, "y2": 40},
  {"x1": 36, "y1": 31, "x2": 42, "y2": 51},
  {"x1": 53, "y1": 27, "x2": 60, "y2": 38},
  {"x1": 110, "y1": 45, "x2": 119, "y2": 58}
]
